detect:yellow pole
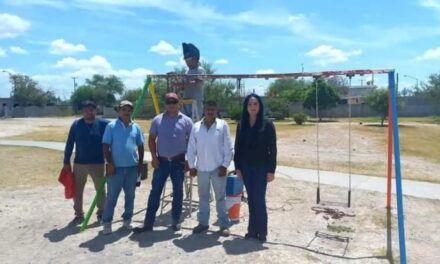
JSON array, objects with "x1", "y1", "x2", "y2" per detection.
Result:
[{"x1": 149, "y1": 82, "x2": 160, "y2": 115}]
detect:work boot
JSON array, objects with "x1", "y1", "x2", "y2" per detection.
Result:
[{"x1": 192, "y1": 224, "x2": 209, "y2": 234}]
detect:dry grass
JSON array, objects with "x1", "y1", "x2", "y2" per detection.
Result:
[
  {"x1": 399, "y1": 126, "x2": 440, "y2": 163},
  {"x1": 7, "y1": 119, "x2": 152, "y2": 142},
  {"x1": 0, "y1": 146, "x2": 61, "y2": 188},
  {"x1": 3, "y1": 117, "x2": 440, "y2": 183},
  {"x1": 9, "y1": 126, "x2": 69, "y2": 142}
]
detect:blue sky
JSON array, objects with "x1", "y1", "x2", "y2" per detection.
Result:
[{"x1": 1, "y1": 0, "x2": 440, "y2": 98}]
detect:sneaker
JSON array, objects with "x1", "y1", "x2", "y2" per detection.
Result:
[
  {"x1": 219, "y1": 227, "x2": 230, "y2": 237},
  {"x1": 192, "y1": 224, "x2": 209, "y2": 234},
  {"x1": 133, "y1": 224, "x2": 153, "y2": 234},
  {"x1": 71, "y1": 216, "x2": 84, "y2": 225},
  {"x1": 102, "y1": 223, "x2": 112, "y2": 235},
  {"x1": 258, "y1": 235, "x2": 267, "y2": 243},
  {"x1": 244, "y1": 233, "x2": 258, "y2": 240},
  {"x1": 123, "y1": 220, "x2": 132, "y2": 229},
  {"x1": 172, "y1": 221, "x2": 181, "y2": 231}
]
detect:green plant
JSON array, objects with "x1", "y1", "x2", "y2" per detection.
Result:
[
  {"x1": 293, "y1": 112, "x2": 307, "y2": 125},
  {"x1": 229, "y1": 105, "x2": 242, "y2": 121}
]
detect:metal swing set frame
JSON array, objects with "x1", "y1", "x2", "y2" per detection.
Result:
[{"x1": 82, "y1": 68, "x2": 407, "y2": 264}]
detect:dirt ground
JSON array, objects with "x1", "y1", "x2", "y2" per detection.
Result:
[
  {"x1": 0, "y1": 118, "x2": 439, "y2": 263},
  {"x1": 1, "y1": 176, "x2": 439, "y2": 263}
]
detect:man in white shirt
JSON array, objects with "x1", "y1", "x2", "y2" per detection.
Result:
[{"x1": 187, "y1": 101, "x2": 234, "y2": 237}]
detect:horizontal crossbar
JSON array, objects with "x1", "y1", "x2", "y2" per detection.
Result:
[{"x1": 148, "y1": 69, "x2": 393, "y2": 80}]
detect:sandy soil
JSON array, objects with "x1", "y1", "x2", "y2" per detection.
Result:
[
  {"x1": 1, "y1": 118, "x2": 439, "y2": 263},
  {"x1": 0, "y1": 117, "x2": 74, "y2": 138},
  {"x1": 1, "y1": 177, "x2": 439, "y2": 263}
]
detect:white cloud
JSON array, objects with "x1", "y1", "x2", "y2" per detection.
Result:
[
  {"x1": 50, "y1": 39, "x2": 87, "y2": 55},
  {"x1": 214, "y1": 59, "x2": 228, "y2": 64},
  {"x1": 48, "y1": 55, "x2": 154, "y2": 93},
  {"x1": 149, "y1": 40, "x2": 180, "y2": 55},
  {"x1": 256, "y1": 69, "x2": 275, "y2": 74},
  {"x1": 0, "y1": 47, "x2": 6, "y2": 57},
  {"x1": 0, "y1": 13, "x2": 31, "y2": 39},
  {"x1": 416, "y1": 47, "x2": 440, "y2": 60},
  {"x1": 9, "y1": 46, "x2": 28, "y2": 55},
  {"x1": 165, "y1": 60, "x2": 178, "y2": 67},
  {"x1": 52, "y1": 55, "x2": 112, "y2": 71},
  {"x1": 305, "y1": 45, "x2": 362, "y2": 66},
  {"x1": 4, "y1": 0, "x2": 67, "y2": 8},
  {"x1": 420, "y1": 0, "x2": 440, "y2": 10}
]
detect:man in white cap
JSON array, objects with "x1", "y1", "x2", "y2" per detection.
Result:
[{"x1": 101, "y1": 100, "x2": 145, "y2": 235}]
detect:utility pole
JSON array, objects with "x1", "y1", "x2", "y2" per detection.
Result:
[
  {"x1": 72, "y1": 76, "x2": 78, "y2": 91},
  {"x1": 301, "y1": 63, "x2": 305, "y2": 88}
]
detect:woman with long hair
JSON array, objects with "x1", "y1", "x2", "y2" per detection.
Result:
[{"x1": 234, "y1": 93, "x2": 277, "y2": 243}]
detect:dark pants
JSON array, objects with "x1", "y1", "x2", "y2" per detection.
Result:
[
  {"x1": 242, "y1": 166, "x2": 268, "y2": 237},
  {"x1": 143, "y1": 158, "x2": 185, "y2": 226}
]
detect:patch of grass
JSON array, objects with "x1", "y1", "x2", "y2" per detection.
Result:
[
  {"x1": 374, "y1": 247, "x2": 387, "y2": 257},
  {"x1": 400, "y1": 126, "x2": 440, "y2": 163},
  {"x1": 371, "y1": 211, "x2": 387, "y2": 229},
  {"x1": 8, "y1": 127, "x2": 69, "y2": 142},
  {"x1": 7, "y1": 118, "x2": 152, "y2": 142},
  {"x1": 0, "y1": 146, "x2": 61, "y2": 188},
  {"x1": 305, "y1": 253, "x2": 320, "y2": 262},
  {"x1": 327, "y1": 224, "x2": 355, "y2": 233}
]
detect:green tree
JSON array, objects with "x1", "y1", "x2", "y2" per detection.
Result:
[
  {"x1": 70, "y1": 86, "x2": 96, "y2": 110},
  {"x1": 425, "y1": 72, "x2": 440, "y2": 113},
  {"x1": 85, "y1": 74, "x2": 125, "y2": 106},
  {"x1": 365, "y1": 88, "x2": 389, "y2": 126},
  {"x1": 365, "y1": 88, "x2": 405, "y2": 126},
  {"x1": 9, "y1": 74, "x2": 59, "y2": 106},
  {"x1": 302, "y1": 78, "x2": 340, "y2": 121},
  {"x1": 267, "y1": 78, "x2": 305, "y2": 102},
  {"x1": 121, "y1": 88, "x2": 142, "y2": 103},
  {"x1": 265, "y1": 97, "x2": 290, "y2": 120}
]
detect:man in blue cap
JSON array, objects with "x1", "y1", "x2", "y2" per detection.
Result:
[{"x1": 173, "y1": 42, "x2": 206, "y2": 120}]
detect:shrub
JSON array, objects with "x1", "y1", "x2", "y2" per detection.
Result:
[
  {"x1": 229, "y1": 105, "x2": 242, "y2": 121},
  {"x1": 293, "y1": 112, "x2": 307, "y2": 125}
]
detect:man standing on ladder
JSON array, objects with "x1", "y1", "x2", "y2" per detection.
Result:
[
  {"x1": 172, "y1": 42, "x2": 205, "y2": 120},
  {"x1": 133, "y1": 93, "x2": 193, "y2": 233}
]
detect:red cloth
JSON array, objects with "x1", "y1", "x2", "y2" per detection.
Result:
[{"x1": 58, "y1": 169, "x2": 75, "y2": 199}]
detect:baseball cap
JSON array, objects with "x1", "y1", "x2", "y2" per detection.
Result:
[
  {"x1": 165, "y1": 93, "x2": 179, "y2": 102},
  {"x1": 119, "y1": 100, "x2": 133, "y2": 109},
  {"x1": 80, "y1": 100, "x2": 96, "y2": 109}
]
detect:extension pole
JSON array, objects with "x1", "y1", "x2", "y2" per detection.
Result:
[
  {"x1": 387, "y1": 89, "x2": 393, "y2": 209},
  {"x1": 315, "y1": 78, "x2": 321, "y2": 204},
  {"x1": 347, "y1": 76, "x2": 353, "y2": 208},
  {"x1": 80, "y1": 77, "x2": 152, "y2": 232},
  {"x1": 389, "y1": 71, "x2": 407, "y2": 264}
]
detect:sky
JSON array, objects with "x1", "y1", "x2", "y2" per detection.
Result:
[{"x1": 1, "y1": 0, "x2": 440, "y2": 99}]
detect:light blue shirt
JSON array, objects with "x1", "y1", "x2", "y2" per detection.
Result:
[
  {"x1": 102, "y1": 118, "x2": 145, "y2": 167},
  {"x1": 150, "y1": 112, "x2": 193, "y2": 157}
]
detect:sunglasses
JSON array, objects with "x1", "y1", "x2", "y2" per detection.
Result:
[{"x1": 165, "y1": 100, "x2": 179, "y2": 105}]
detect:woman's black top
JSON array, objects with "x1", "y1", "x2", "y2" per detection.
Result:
[{"x1": 234, "y1": 118, "x2": 277, "y2": 173}]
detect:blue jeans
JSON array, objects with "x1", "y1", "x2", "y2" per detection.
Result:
[
  {"x1": 143, "y1": 159, "x2": 185, "y2": 226},
  {"x1": 241, "y1": 166, "x2": 268, "y2": 237},
  {"x1": 197, "y1": 169, "x2": 229, "y2": 228},
  {"x1": 102, "y1": 166, "x2": 138, "y2": 224}
]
